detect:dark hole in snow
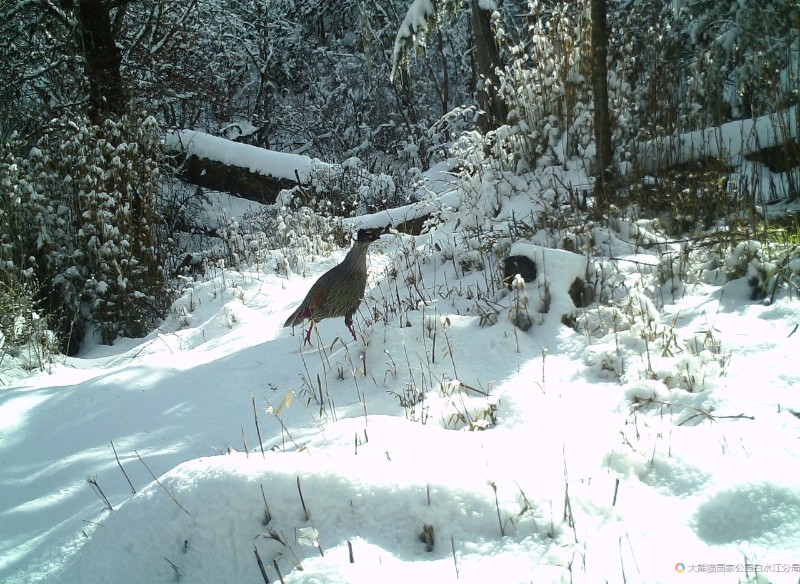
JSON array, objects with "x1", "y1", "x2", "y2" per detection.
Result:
[
  {"x1": 502, "y1": 255, "x2": 537, "y2": 290},
  {"x1": 569, "y1": 277, "x2": 591, "y2": 308}
]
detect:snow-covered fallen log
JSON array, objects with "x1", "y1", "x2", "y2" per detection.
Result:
[
  {"x1": 164, "y1": 130, "x2": 330, "y2": 202},
  {"x1": 635, "y1": 105, "x2": 798, "y2": 174}
]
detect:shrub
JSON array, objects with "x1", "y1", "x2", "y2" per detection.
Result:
[{"x1": 0, "y1": 111, "x2": 173, "y2": 354}]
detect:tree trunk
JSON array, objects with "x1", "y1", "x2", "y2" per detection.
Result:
[
  {"x1": 470, "y1": 0, "x2": 507, "y2": 132},
  {"x1": 77, "y1": 0, "x2": 125, "y2": 120},
  {"x1": 591, "y1": 0, "x2": 613, "y2": 208}
]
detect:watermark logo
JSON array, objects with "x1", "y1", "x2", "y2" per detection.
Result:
[{"x1": 674, "y1": 562, "x2": 800, "y2": 574}]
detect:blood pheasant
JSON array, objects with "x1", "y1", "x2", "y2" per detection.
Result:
[{"x1": 284, "y1": 228, "x2": 381, "y2": 344}]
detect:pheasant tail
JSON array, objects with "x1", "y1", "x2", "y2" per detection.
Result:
[{"x1": 283, "y1": 306, "x2": 311, "y2": 328}]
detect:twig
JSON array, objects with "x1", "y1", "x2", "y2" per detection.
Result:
[
  {"x1": 254, "y1": 546, "x2": 270, "y2": 583},
  {"x1": 110, "y1": 441, "x2": 136, "y2": 495},
  {"x1": 278, "y1": 530, "x2": 304, "y2": 569},
  {"x1": 135, "y1": 450, "x2": 190, "y2": 514},
  {"x1": 678, "y1": 411, "x2": 754, "y2": 426},
  {"x1": 163, "y1": 556, "x2": 181, "y2": 579},
  {"x1": 488, "y1": 481, "x2": 504, "y2": 536},
  {"x1": 420, "y1": 524, "x2": 435, "y2": 552},
  {"x1": 253, "y1": 395, "x2": 266, "y2": 459},
  {"x1": 86, "y1": 476, "x2": 113, "y2": 511},
  {"x1": 272, "y1": 559, "x2": 286, "y2": 584},
  {"x1": 459, "y1": 382, "x2": 490, "y2": 397},
  {"x1": 296, "y1": 476, "x2": 310, "y2": 521},
  {"x1": 563, "y1": 450, "x2": 576, "y2": 537},
  {"x1": 563, "y1": 482, "x2": 574, "y2": 529},
  {"x1": 260, "y1": 484, "x2": 272, "y2": 525},
  {"x1": 451, "y1": 533, "x2": 459, "y2": 578},
  {"x1": 632, "y1": 396, "x2": 755, "y2": 425},
  {"x1": 514, "y1": 482, "x2": 539, "y2": 533},
  {"x1": 266, "y1": 398, "x2": 302, "y2": 451},
  {"x1": 441, "y1": 323, "x2": 459, "y2": 380}
]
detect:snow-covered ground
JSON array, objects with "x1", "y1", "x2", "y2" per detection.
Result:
[{"x1": 2, "y1": 175, "x2": 800, "y2": 584}]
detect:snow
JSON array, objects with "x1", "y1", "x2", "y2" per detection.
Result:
[{"x1": 3, "y1": 165, "x2": 800, "y2": 584}]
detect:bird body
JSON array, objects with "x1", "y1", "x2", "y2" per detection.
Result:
[{"x1": 284, "y1": 228, "x2": 381, "y2": 344}]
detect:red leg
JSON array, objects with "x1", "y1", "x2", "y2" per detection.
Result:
[
  {"x1": 344, "y1": 313, "x2": 357, "y2": 341},
  {"x1": 303, "y1": 322, "x2": 315, "y2": 345}
]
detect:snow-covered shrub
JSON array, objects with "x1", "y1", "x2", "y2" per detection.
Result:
[
  {"x1": 448, "y1": 132, "x2": 560, "y2": 232},
  {"x1": 292, "y1": 157, "x2": 415, "y2": 217},
  {"x1": 0, "y1": 146, "x2": 54, "y2": 361},
  {"x1": 628, "y1": 161, "x2": 737, "y2": 235},
  {"x1": 439, "y1": 1, "x2": 600, "y2": 232},
  {"x1": 724, "y1": 240, "x2": 777, "y2": 300},
  {"x1": 724, "y1": 238, "x2": 800, "y2": 301},
  {"x1": 0, "y1": 272, "x2": 56, "y2": 371},
  {"x1": 240, "y1": 204, "x2": 341, "y2": 276},
  {"x1": 0, "y1": 112, "x2": 173, "y2": 353},
  {"x1": 496, "y1": 0, "x2": 594, "y2": 172},
  {"x1": 612, "y1": 0, "x2": 798, "y2": 141},
  {"x1": 672, "y1": 0, "x2": 799, "y2": 119}
]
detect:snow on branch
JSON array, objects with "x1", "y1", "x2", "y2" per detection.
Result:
[{"x1": 391, "y1": 0, "x2": 437, "y2": 82}]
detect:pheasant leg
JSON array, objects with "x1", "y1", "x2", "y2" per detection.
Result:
[{"x1": 303, "y1": 322, "x2": 315, "y2": 345}]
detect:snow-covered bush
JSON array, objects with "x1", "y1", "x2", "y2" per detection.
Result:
[
  {"x1": 270, "y1": 157, "x2": 420, "y2": 220},
  {"x1": 724, "y1": 238, "x2": 800, "y2": 301},
  {"x1": 0, "y1": 272, "x2": 56, "y2": 371},
  {"x1": 671, "y1": 0, "x2": 800, "y2": 119},
  {"x1": 612, "y1": 0, "x2": 799, "y2": 140},
  {"x1": 240, "y1": 204, "x2": 342, "y2": 276},
  {"x1": 442, "y1": 1, "x2": 599, "y2": 231},
  {"x1": 627, "y1": 161, "x2": 737, "y2": 235},
  {"x1": 497, "y1": 0, "x2": 594, "y2": 172},
  {"x1": 0, "y1": 112, "x2": 173, "y2": 353}
]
